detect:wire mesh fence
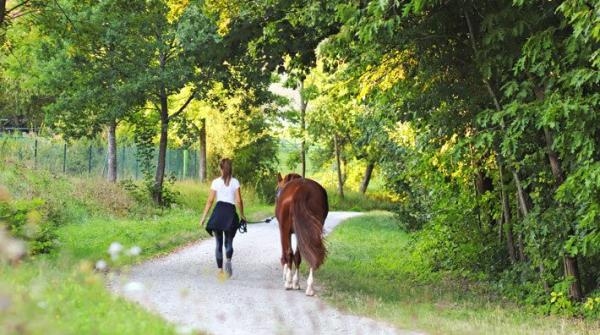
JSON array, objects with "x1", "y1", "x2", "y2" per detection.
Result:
[{"x1": 0, "y1": 134, "x2": 201, "y2": 180}]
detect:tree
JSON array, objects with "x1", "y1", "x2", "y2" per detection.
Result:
[
  {"x1": 30, "y1": 0, "x2": 152, "y2": 182},
  {"x1": 142, "y1": 0, "x2": 224, "y2": 204},
  {"x1": 207, "y1": 0, "x2": 342, "y2": 180}
]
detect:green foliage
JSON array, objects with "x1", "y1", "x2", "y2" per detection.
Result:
[
  {"x1": 0, "y1": 194, "x2": 56, "y2": 255},
  {"x1": 234, "y1": 139, "x2": 279, "y2": 203},
  {"x1": 311, "y1": 0, "x2": 600, "y2": 316},
  {"x1": 582, "y1": 293, "x2": 600, "y2": 319}
]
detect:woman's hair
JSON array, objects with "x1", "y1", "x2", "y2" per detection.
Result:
[{"x1": 219, "y1": 158, "x2": 233, "y2": 186}]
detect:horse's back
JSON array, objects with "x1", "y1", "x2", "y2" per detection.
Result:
[{"x1": 277, "y1": 178, "x2": 328, "y2": 221}]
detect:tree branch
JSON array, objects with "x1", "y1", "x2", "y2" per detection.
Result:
[
  {"x1": 168, "y1": 90, "x2": 197, "y2": 120},
  {"x1": 6, "y1": 0, "x2": 30, "y2": 16},
  {"x1": 52, "y1": 0, "x2": 76, "y2": 33},
  {"x1": 464, "y1": 8, "x2": 502, "y2": 112}
]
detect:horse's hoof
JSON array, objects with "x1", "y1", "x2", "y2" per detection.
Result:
[
  {"x1": 293, "y1": 285, "x2": 300, "y2": 290},
  {"x1": 305, "y1": 289, "x2": 315, "y2": 296}
]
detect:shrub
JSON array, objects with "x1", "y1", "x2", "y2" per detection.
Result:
[{"x1": 0, "y1": 187, "x2": 57, "y2": 255}]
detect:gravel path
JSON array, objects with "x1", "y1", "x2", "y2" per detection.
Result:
[{"x1": 109, "y1": 212, "x2": 422, "y2": 335}]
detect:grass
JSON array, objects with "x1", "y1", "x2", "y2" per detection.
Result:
[
  {"x1": 319, "y1": 211, "x2": 600, "y2": 335},
  {"x1": 55, "y1": 209, "x2": 205, "y2": 265},
  {"x1": 327, "y1": 189, "x2": 397, "y2": 212},
  {"x1": 0, "y1": 260, "x2": 177, "y2": 335}
]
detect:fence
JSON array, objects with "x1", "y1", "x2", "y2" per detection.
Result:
[{"x1": 0, "y1": 134, "x2": 201, "y2": 180}]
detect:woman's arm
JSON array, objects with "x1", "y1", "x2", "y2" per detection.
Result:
[
  {"x1": 200, "y1": 190, "x2": 216, "y2": 226},
  {"x1": 235, "y1": 188, "x2": 246, "y2": 220}
]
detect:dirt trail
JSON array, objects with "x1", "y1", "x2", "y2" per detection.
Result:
[{"x1": 109, "y1": 212, "x2": 423, "y2": 335}]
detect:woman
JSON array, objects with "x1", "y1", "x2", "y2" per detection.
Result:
[{"x1": 200, "y1": 158, "x2": 246, "y2": 278}]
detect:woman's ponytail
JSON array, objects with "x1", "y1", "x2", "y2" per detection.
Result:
[{"x1": 220, "y1": 158, "x2": 232, "y2": 186}]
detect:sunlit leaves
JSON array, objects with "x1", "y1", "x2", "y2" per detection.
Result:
[{"x1": 358, "y1": 50, "x2": 415, "y2": 100}]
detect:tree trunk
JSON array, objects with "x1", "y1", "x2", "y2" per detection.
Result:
[
  {"x1": 153, "y1": 86, "x2": 169, "y2": 205},
  {"x1": 107, "y1": 120, "x2": 118, "y2": 183},
  {"x1": 334, "y1": 134, "x2": 344, "y2": 199},
  {"x1": 514, "y1": 169, "x2": 549, "y2": 291},
  {"x1": 299, "y1": 80, "x2": 307, "y2": 178},
  {"x1": 564, "y1": 256, "x2": 583, "y2": 300},
  {"x1": 0, "y1": 0, "x2": 6, "y2": 25},
  {"x1": 545, "y1": 127, "x2": 582, "y2": 299},
  {"x1": 544, "y1": 128, "x2": 565, "y2": 184},
  {"x1": 497, "y1": 155, "x2": 517, "y2": 264},
  {"x1": 514, "y1": 191, "x2": 526, "y2": 262},
  {"x1": 199, "y1": 118, "x2": 207, "y2": 182},
  {"x1": 359, "y1": 162, "x2": 375, "y2": 194},
  {"x1": 474, "y1": 169, "x2": 494, "y2": 228},
  {"x1": 536, "y1": 85, "x2": 582, "y2": 300}
]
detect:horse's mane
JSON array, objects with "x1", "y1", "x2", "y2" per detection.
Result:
[{"x1": 283, "y1": 173, "x2": 302, "y2": 184}]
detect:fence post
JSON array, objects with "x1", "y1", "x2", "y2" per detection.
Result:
[
  {"x1": 88, "y1": 145, "x2": 92, "y2": 174},
  {"x1": 134, "y1": 146, "x2": 139, "y2": 180},
  {"x1": 63, "y1": 143, "x2": 67, "y2": 174},
  {"x1": 34, "y1": 139, "x2": 38, "y2": 169},
  {"x1": 183, "y1": 149, "x2": 189, "y2": 179},
  {"x1": 122, "y1": 145, "x2": 127, "y2": 179}
]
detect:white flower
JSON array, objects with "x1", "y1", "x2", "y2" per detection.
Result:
[
  {"x1": 95, "y1": 260, "x2": 108, "y2": 271},
  {"x1": 127, "y1": 246, "x2": 142, "y2": 256},
  {"x1": 108, "y1": 242, "x2": 123, "y2": 260}
]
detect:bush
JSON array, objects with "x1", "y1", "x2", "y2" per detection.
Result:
[{"x1": 0, "y1": 187, "x2": 57, "y2": 255}]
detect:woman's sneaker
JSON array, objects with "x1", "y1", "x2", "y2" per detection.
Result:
[{"x1": 224, "y1": 260, "x2": 233, "y2": 277}]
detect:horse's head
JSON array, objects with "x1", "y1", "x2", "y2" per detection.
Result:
[{"x1": 276, "y1": 172, "x2": 302, "y2": 198}]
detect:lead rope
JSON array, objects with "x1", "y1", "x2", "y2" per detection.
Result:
[{"x1": 238, "y1": 216, "x2": 275, "y2": 233}]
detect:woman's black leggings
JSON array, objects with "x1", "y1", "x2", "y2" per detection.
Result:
[{"x1": 214, "y1": 230, "x2": 235, "y2": 268}]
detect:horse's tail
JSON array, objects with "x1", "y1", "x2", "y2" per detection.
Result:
[{"x1": 292, "y1": 185, "x2": 327, "y2": 270}]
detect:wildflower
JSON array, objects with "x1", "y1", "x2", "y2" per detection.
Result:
[
  {"x1": 95, "y1": 260, "x2": 108, "y2": 272},
  {"x1": 127, "y1": 246, "x2": 142, "y2": 256},
  {"x1": 108, "y1": 242, "x2": 123, "y2": 260}
]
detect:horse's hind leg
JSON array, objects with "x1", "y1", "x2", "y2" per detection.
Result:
[
  {"x1": 284, "y1": 258, "x2": 294, "y2": 289},
  {"x1": 305, "y1": 267, "x2": 315, "y2": 296},
  {"x1": 292, "y1": 247, "x2": 301, "y2": 290},
  {"x1": 283, "y1": 235, "x2": 294, "y2": 290}
]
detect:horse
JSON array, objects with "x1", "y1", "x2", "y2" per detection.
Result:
[{"x1": 275, "y1": 172, "x2": 329, "y2": 296}]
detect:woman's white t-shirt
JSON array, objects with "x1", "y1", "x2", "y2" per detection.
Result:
[{"x1": 210, "y1": 177, "x2": 240, "y2": 205}]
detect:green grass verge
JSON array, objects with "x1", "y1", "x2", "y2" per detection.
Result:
[
  {"x1": 1, "y1": 209, "x2": 208, "y2": 335},
  {"x1": 319, "y1": 211, "x2": 600, "y2": 335},
  {"x1": 1, "y1": 175, "x2": 274, "y2": 335},
  {"x1": 0, "y1": 260, "x2": 177, "y2": 335},
  {"x1": 327, "y1": 189, "x2": 397, "y2": 212}
]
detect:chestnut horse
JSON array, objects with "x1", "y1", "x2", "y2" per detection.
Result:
[{"x1": 275, "y1": 173, "x2": 329, "y2": 296}]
